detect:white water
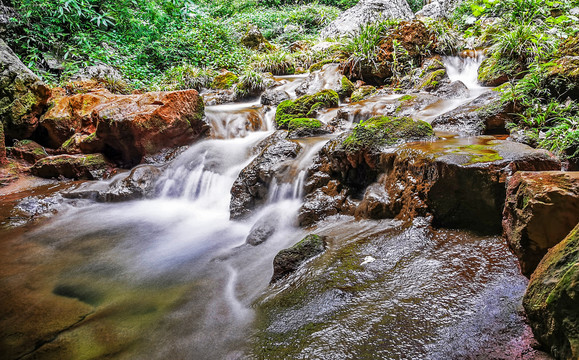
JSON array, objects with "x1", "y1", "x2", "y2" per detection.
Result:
[{"x1": 443, "y1": 52, "x2": 486, "y2": 90}]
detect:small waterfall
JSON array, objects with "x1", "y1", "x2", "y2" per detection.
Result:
[
  {"x1": 443, "y1": 51, "x2": 486, "y2": 90},
  {"x1": 205, "y1": 101, "x2": 266, "y2": 139}
]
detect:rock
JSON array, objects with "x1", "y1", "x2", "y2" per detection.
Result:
[
  {"x1": 261, "y1": 89, "x2": 290, "y2": 106},
  {"x1": 246, "y1": 212, "x2": 281, "y2": 246},
  {"x1": 275, "y1": 89, "x2": 339, "y2": 129},
  {"x1": 338, "y1": 75, "x2": 355, "y2": 99},
  {"x1": 287, "y1": 118, "x2": 330, "y2": 139},
  {"x1": 395, "y1": 93, "x2": 440, "y2": 117},
  {"x1": 202, "y1": 89, "x2": 236, "y2": 106},
  {"x1": 271, "y1": 234, "x2": 326, "y2": 282},
  {"x1": 355, "y1": 181, "x2": 394, "y2": 219},
  {"x1": 434, "y1": 80, "x2": 469, "y2": 99},
  {"x1": 416, "y1": 0, "x2": 464, "y2": 19},
  {"x1": 295, "y1": 64, "x2": 344, "y2": 97},
  {"x1": 388, "y1": 138, "x2": 561, "y2": 233},
  {"x1": 94, "y1": 89, "x2": 208, "y2": 167},
  {"x1": 210, "y1": 70, "x2": 238, "y2": 90},
  {"x1": 69, "y1": 64, "x2": 124, "y2": 83},
  {"x1": 558, "y1": 34, "x2": 579, "y2": 57},
  {"x1": 289, "y1": 40, "x2": 309, "y2": 53},
  {"x1": 546, "y1": 56, "x2": 579, "y2": 100},
  {"x1": 30, "y1": 154, "x2": 113, "y2": 180},
  {"x1": 230, "y1": 131, "x2": 302, "y2": 219},
  {"x1": 523, "y1": 223, "x2": 579, "y2": 360},
  {"x1": 38, "y1": 89, "x2": 115, "y2": 148},
  {"x1": 478, "y1": 56, "x2": 522, "y2": 87},
  {"x1": 299, "y1": 117, "x2": 433, "y2": 226},
  {"x1": 64, "y1": 165, "x2": 162, "y2": 202},
  {"x1": 431, "y1": 90, "x2": 513, "y2": 136},
  {"x1": 350, "y1": 85, "x2": 377, "y2": 102},
  {"x1": 503, "y1": 171, "x2": 579, "y2": 277},
  {"x1": 320, "y1": 0, "x2": 414, "y2": 39},
  {"x1": 241, "y1": 26, "x2": 274, "y2": 52},
  {"x1": 10, "y1": 140, "x2": 48, "y2": 164},
  {"x1": 0, "y1": 39, "x2": 50, "y2": 139},
  {"x1": 0, "y1": 121, "x2": 6, "y2": 164}
]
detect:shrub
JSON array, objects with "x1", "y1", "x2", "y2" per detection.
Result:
[
  {"x1": 160, "y1": 64, "x2": 216, "y2": 91},
  {"x1": 251, "y1": 51, "x2": 295, "y2": 75}
]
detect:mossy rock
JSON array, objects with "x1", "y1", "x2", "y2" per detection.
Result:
[
  {"x1": 31, "y1": 154, "x2": 112, "y2": 180},
  {"x1": 546, "y1": 56, "x2": 579, "y2": 100},
  {"x1": 343, "y1": 116, "x2": 433, "y2": 151},
  {"x1": 241, "y1": 26, "x2": 275, "y2": 52},
  {"x1": 477, "y1": 56, "x2": 521, "y2": 87},
  {"x1": 271, "y1": 234, "x2": 326, "y2": 283},
  {"x1": 524, "y1": 223, "x2": 579, "y2": 360},
  {"x1": 288, "y1": 118, "x2": 328, "y2": 138},
  {"x1": 350, "y1": 85, "x2": 377, "y2": 102},
  {"x1": 308, "y1": 59, "x2": 337, "y2": 73},
  {"x1": 338, "y1": 76, "x2": 355, "y2": 99},
  {"x1": 275, "y1": 90, "x2": 339, "y2": 129},
  {"x1": 559, "y1": 34, "x2": 579, "y2": 57},
  {"x1": 210, "y1": 71, "x2": 238, "y2": 90},
  {"x1": 418, "y1": 69, "x2": 446, "y2": 91}
]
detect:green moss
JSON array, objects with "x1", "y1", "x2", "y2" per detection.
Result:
[
  {"x1": 308, "y1": 59, "x2": 336, "y2": 72},
  {"x1": 350, "y1": 86, "x2": 377, "y2": 102},
  {"x1": 339, "y1": 76, "x2": 355, "y2": 98},
  {"x1": 419, "y1": 69, "x2": 446, "y2": 90},
  {"x1": 477, "y1": 56, "x2": 519, "y2": 85},
  {"x1": 275, "y1": 90, "x2": 339, "y2": 129},
  {"x1": 343, "y1": 116, "x2": 434, "y2": 151},
  {"x1": 210, "y1": 71, "x2": 239, "y2": 90},
  {"x1": 288, "y1": 118, "x2": 322, "y2": 132},
  {"x1": 452, "y1": 144, "x2": 504, "y2": 165},
  {"x1": 399, "y1": 95, "x2": 415, "y2": 102}
]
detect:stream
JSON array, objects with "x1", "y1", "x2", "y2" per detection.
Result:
[{"x1": 0, "y1": 55, "x2": 547, "y2": 359}]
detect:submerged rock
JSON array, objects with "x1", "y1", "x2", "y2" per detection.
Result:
[
  {"x1": 31, "y1": 154, "x2": 113, "y2": 180},
  {"x1": 246, "y1": 212, "x2": 281, "y2": 246},
  {"x1": 503, "y1": 171, "x2": 579, "y2": 277},
  {"x1": 0, "y1": 39, "x2": 51, "y2": 140},
  {"x1": 524, "y1": 223, "x2": 579, "y2": 360},
  {"x1": 271, "y1": 234, "x2": 326, "y2": 283},
  {"x1": 320, "y1": 0, "x2": 414, "y2": 39},
  {"x1": 230, "y1": 131, "x2": 302, "y2": 219},
  {"x1": 431, "y1": 90, "x2": 513, "y2": 136}
]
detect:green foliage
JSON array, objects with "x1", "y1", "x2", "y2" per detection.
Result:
[
  {"x1": 234, "y1": 69, "x2": 266, "y2": 98},
  {"x1": 250, "y1": 51, "x2": 295, "y2": 75},
  {"x1": 258, "y1": 0, "x2": 358, "y2": 10},
  {"x1": 288, "y1": 118, "x2": 322, "y2": 132},
  {"x1": 159, "y1": 64, "x2": 216, "y2": 91},
  {"x1": 423, "y1": 18, "x2": 461, "y2": 55},
  {"x1": 491, "y1": 24, "x2": 556, "y2": 63}
]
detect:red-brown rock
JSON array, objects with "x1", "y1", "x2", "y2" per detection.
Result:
[
  {"x1": 30, "y1": 154, "x2": 113, "y2": 180},
  {"x1": 503, "y1": 171, "x2": 579, "y2": 277}
]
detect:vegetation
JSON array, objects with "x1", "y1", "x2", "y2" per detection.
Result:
[{"x1": 275, "y1": 90, "x2": 339, "y2": 129}]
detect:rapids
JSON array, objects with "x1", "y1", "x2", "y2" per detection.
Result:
[{"x1": 0, "y1": 56, "x2": 548, "y2": 359}]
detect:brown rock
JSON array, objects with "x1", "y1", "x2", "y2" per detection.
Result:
[
  {"x1": 524, "y1": 223, "x2": 579, "y2": 360},
  {"x1": 10, "y1": 140, "x2": 48, "y2": 164},
  {"x1": 31, "y1": 154, "x2": 113, "y2": 180},
  {"x1": 503, "y1": 171, "x2": 579, "y2": 277}
]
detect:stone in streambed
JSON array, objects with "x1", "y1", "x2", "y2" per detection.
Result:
[
  {"x1": 31, "y1": 154, "x2": 113, "y2": 180},
  {"x1": 230, "y1": 131, "x2": 302, "y2": 220},
  {"x1": 287, "y1": 118, "x2": 330, "y2": 139},
  {"x1": 10, "y1": 139, "x2": 48, "y2": 164},
  {"x1": 246, "y1": 212, "x2": 281, "y2": 246},
  {"x1": 271, "y1": 234, "x2": 326, "y2": 283},
  {"x1": 524, "y1": 223, "x2": 579, "y2": 360},
  {"x1": 260, "y1": 89, "x2": 290, "y2": 106},
  {"x1": 350, "y1": 86, "x2": 377, "y2": 103},
  {"x1": 275, "y1": 90, "x2": 339, "y2": 130},
  {"x1": 503, "y1": 171, "x2": 579, "y2": 277}
]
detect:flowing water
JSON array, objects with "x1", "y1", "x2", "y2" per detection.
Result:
[{"x1": 0, "y1": 57, "x2": 544, "y2": 360}]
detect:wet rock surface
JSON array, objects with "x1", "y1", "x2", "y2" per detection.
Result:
[
  {"x1": 0, "y1": 39, "x2": 51, "y2": 140},
  {"x1": 524, "y1": 223, "x2": 579, "y2": 360},
  {"x1": 10, "y1": 139, "x2": 48, "y2": 164},
  {"x1": 230, "y1": 131, "x2": 302, "y2": 219},
  {"x1": 31, "y1": 154, "x2": 113, "y2": 180},
  {"x1": 503, "y1": 171, "x2": 579, "y2": 277},
  {"x1": 431, "y1": 90, "x2": 513, "y2": 135},
  {"x1": 271, "y1": 234, "x2": 326, "y2": 282},
  {"x1": 260, "y1": 89, "x2": 290, "y2": 106}
]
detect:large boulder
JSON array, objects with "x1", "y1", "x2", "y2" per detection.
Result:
[
  {"x1": 10, "y1": 140, "x2": 48, "y2": 164},
  {"x1": 431, "y1": 90, "x2": 513, "y2": 136},
  {"x1": 524, "y1": 223, "x2": 579, "y2": 360},
  {"x1": 0, "y1": 39, "x2": 50, "y2": 140},
  {"x1": 30, "y1": 154, "x2": 113, "y2": 180},
  {"x1": 38, "y1": 89, "x2": 116, "y2": 148},
  {"x1": 271, "y1": 234, "x2": 326, "y2": 283},
  {"x1": 503, "y1": 171, "x2": 579, "y2": 277},
  {"x1": 416, "y1": 0, "x2": 464, "y2": 19},
  {"x1": 230, "y1": 131, "x2": 302, "y2": 219},
  {"x1": 93, "y1": 89, "x2": 208, "y2": 167},
  {"x1": 320, "y1": 0, "x2": 414, "y2": 39}
]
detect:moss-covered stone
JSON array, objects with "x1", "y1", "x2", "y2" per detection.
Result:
[
  {"x1": 343, "y1": 116, "x2": 433, "y2": 151},
  {"x1": 477, "y1": 56, "x2": 521, "y2": 87},
  {"x1": 350, "y1": 85, "x2": 377, "y2": 102},
  {"x1": 524, "y1": 223, "x2": 579, "y2": 360},
  {"x1": 559, "y1": 34, "x2": 579, "y2": 57},
  {"x1": 287, "y1": 118, "x2": 328, "y2": 138},
  {"x1": 546, "y1": 56, "x2": 579, "y2": 100},
  {"x1": 210, "y1": 71, "x2": 238, "y2": 90},
  {"x1": 271, "y1": 234, "x2": 326, "y2": 282},
  {"x1": 0, "y1": 121, "x2": 5, "y2": 164},
  {"x1": 308, "y1": 59, "x2": 336, "y2": 72},
  {"x1": 418, "y1": 69, "x2": 446, "y2": 91},
  {"x1": 275, "y1": 90, "x2": 339, "y2": 129},
  {"x1": 241, "y1": 26, "x2": 275, "y2": 52},
  {"x1": 31, "y1": 154, "x2": 112, "y2": 180},
  {"x1": 338, "y1": 76, "x2": 355, "y2": 99}
]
